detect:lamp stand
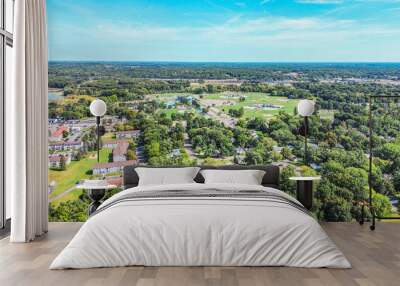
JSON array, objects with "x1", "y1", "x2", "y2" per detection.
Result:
[
  {"x1": 304, "y1": 116, "x2": 309, "y2": 166},
  {"x1": 96, "y1": 116, "x2": 100, "y2": 163}
]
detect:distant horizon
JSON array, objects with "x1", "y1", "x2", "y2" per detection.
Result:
[{"x1": 48, "y1": 60, "x2": 400, "y2": 64}]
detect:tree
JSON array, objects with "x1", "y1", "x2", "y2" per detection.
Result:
[
  {"x1": 127, "y1": 150, "x2": 137, "y2": 161},
  {"x1": 281, "y1": 147, "x2": 293, "y2": 160},
  {"x1": 206, "y1": 84, "x2": 214, "y2": 93},
  {"x1": 272, "y1": 151, "x2": 282, "y2": 161},
  {"x1": 372, "y1": 193, "x2": 392, "y2": 218},
  {"x1": 393, "y1": 171, "x2": 400, "y2": 192},
  {"x1": 244, "y1": 150, "x2": 264, "y2": 165},
  {"x1": 62, "y1": 130, "x2": 69, "y2": 139},
  {"x1": 49, "y1": 200, "x2": 89, "y2": 222},
  {"x1": 271, "y1": 129, "x2": 296, "y2": 145},
  {"x1": 59, "y1": 155, "x2": 67, "y2": 171},
  {"x1": 323, "y1": 197, "x2": 352, "y2": 222},
  {"x1": 325, "y1": 131, "x2": 337, "y2": 147},
  {"x1": 280, "y1": 166, "x2": 296, "y2": 196},
  {"x1": 228, "y1": 107, "x2": 244, "y2": 118}
]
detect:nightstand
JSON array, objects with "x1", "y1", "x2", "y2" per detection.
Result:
[
  {"x1": 289, "y1": 177, "x2": 321, "y2": 210},
  {"x1": 77, "y1": 180, "x2": 117, "y2": 215}
]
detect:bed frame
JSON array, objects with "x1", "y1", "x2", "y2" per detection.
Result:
[{"x1": 123, "y1": 165, "x2": 280, "y2": 190}]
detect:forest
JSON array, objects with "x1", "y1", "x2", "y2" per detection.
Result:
[{"x1": 48, "y1": 62, "x2": 400, "y2": 222}]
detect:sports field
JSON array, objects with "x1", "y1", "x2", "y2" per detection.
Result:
[
  {"x1": 201, "y1": 92, "x2": 298, "y2": 118},
  {"x1": 152, "y1": 92, "x2": 299, "y2": 119}
]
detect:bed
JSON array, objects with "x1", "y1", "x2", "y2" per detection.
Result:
[{"x1": 50, "y1": 165, "x2": 351, "y2": 269}]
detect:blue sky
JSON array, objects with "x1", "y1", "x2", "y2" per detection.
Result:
[{"x1": 47, "y1": 0, "x2": 400, "y2": 62}]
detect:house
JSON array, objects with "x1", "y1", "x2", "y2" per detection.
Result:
[
  {"x1": 52, "y1": 125, "x2": 68, "y2": 139},
  {"x1": 48, "y1": 141, "x2": 65, "y2": 151},
  {"x1": 115, "y1": 130, "x2": 141, "y2": 140},
  {"x1": 64, "y1": 140, "x2": 83, "y2": 150},
  {"x1": 92, "y1": 160, "x2": 137, "y2": 175},
  {"x1": 49, "y1": 125, "x2": 69, "y2": 141},
  {"x1": 48, "y1": 153, "x2": 71, "y2": 169},
  {"x1": 113, "y1": 142, "x2": 129, "y2": 162},
  {"x1": 105, "y1": 176, "x2": 123, "y2": 188},
  {"x1": 103, "y1": 139, "x2": 129, "y2": 149},
  {"x1": 48, "y1": 140, "x2": 83, "y2": 151}
]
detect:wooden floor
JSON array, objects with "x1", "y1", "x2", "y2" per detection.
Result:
[{"x1": 0, "y1": 222, "x2": 399, "y2": 286}]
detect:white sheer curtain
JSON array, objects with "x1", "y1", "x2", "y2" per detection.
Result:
[{"x1": 7, "y1": 0, "x2": 48, "y2": 242}]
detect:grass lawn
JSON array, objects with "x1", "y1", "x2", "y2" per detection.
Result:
[
  {"x1": 52, "y1": 189, "x2": 84, "y2": 205},
  {"x1": 158, "y1": 107, "x2": 200, "y2": 118},
  {"x1": 158, "y1": 108, "x2": 182, "y2": 118},
  {"x1": 202, "y1": 92, "x2": 298, "y2": 119},
  {"x1": 102, "y1": 132, "x2": 115, "y2": 140},
  {"x1": 319, "y1": 109, "x2": 336, "y2": 121},
  {"x1": 48, "y1": 148, "x2": 112, "y2": 202}
]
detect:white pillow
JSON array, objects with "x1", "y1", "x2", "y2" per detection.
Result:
[
  {"x1": 136, "y1": 167, "x2": 200, "y2": 186},
  {"x1": 200, "y1": 169, "x2": 266, "y2": 185}
]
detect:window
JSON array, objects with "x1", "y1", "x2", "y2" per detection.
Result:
[{"x1": 0, "y1": 0, "x2": 14, "y2": 230}]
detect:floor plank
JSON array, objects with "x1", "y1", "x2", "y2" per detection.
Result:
[{"x1": 0, "y1": 222, "x2": 398, "y2": 286}]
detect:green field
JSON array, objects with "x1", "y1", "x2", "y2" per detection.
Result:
[
  {"x1": 319, "y1": 109, "x2": 336, "y2": 121},
  {"x1": 53, "y1": 189, "x2": 84, "y2": 205},
  {"x1": 152, "y1": 92, "x2": 299, "y2": 119},
  {"x1": 49, "y1": 148, "x2": 112, "y2": 204},
  {"x1": 202, "y1": 92, "x2": 299, "y2": 119}
]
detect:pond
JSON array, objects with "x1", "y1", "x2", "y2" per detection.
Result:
[{"x1": 48, "y1": 90, "x2": 63, "y2": 101}]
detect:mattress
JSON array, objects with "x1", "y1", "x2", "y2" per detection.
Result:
[{"x1": 50, "y1": 183, "x2": 351, "y2": 269}]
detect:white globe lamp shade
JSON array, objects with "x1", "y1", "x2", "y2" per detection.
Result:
[
  {"x1": 297, "y1": 99, "x2": 315, "y2": 117},
  {"x1": 90, "y1": 99, "x2": 107, "y2": 117}
]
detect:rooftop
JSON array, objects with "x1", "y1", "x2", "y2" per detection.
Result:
[
  {"x1": 51, "y1": 125, "x2": 68, "y2": 138},
  {"x1": 113, "y1": 142, "x2": 129, "y2": 157}
]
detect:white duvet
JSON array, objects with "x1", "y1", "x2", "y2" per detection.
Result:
[{"x1": 50, "y1": 183, "x2": 351, "y2": 269}]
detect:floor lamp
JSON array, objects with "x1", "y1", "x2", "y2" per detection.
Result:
[
  {"x1": 297, "y1": 100, "x2": 315, "y2": 166},
  {"x1": 89, "y1": 99, "x2": 107, "y2": 162}
]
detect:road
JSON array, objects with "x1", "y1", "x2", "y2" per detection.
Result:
[
  {"x1": 49, "y1": 185, "x2": 77, "y2": 203},
  {"x1": 183, "y1": 133, "x2": 196, "y2": 158}
]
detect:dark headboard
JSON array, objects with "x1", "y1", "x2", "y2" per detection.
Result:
[{"x1": 123, "y1": 165, "x2": 280, "y2": 189}]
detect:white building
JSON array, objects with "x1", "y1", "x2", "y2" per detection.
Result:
[
  {"x1": 115, "y1": 130, "x2": 141, "y2": 140},
  {"x1": 92, "y1": 160, "x2": 137, "y2": 175},
  {"x1": 48, "y1": 153, "x2": 71, "y2": 169},
  {"x1": 103, "y1": 139, "x2": 129, "y2": 149},
  {"x1": 49, "y1": 141, "x2": 83, "y2": 151}
]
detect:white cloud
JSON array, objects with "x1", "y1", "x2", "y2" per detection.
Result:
[
  {"x1": 260, "y1": 0, "x2": 271, "y2": 5},
  {"x1": 48, "y1": 14, "x2": 400, "y2": 61}
]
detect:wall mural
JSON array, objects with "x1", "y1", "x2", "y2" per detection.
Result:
[
  {"x1": 47, "y1": 62, "x2": 400, "y2": 222},
  {"x1": 47, "y1": 1, "x2": 400, "y2": 222}
]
